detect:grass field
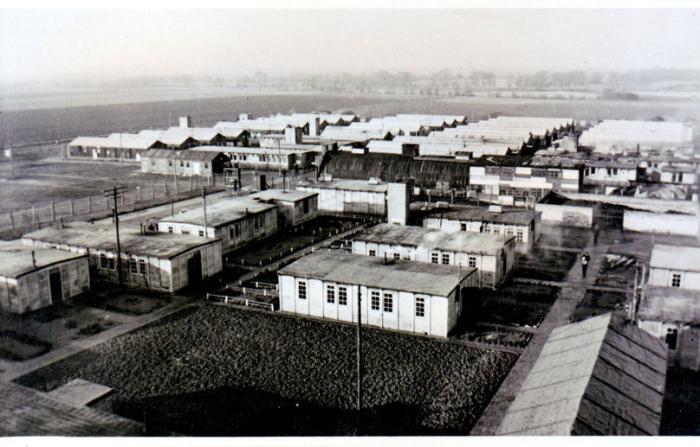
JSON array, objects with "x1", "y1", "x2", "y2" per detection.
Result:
[
  {"x1": 511, "y1": 247, "x2": 578, "y2": 282},
  {"x1": 15, "y1": 303, "x2": 516, "y2": 435}
]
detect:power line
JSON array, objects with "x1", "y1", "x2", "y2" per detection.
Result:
[{"x1": 104, "y1": 185, "x2": 127, "y2": 287}]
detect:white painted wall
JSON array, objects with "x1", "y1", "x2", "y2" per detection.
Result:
[
  {"x1": 278, "y1": 273, "x2": 456, "y2": 337},
  {"x1": 648, "y1": 267, "x2": 700, "y2": 290},
  {"x1": 623, "y1": 210, "x2": 699, "y2": 237},
  {"x1": 535, "y1": 203, "x2": 593, "y2": 228}
]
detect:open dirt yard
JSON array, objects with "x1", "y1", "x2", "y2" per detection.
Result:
[{"x1": 15, "y1": 303, "x2": 517, "y2": 435}]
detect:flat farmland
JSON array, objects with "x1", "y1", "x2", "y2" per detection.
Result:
[{"x1": 15, "y1": 303, "x2": 517, "y2": 435}]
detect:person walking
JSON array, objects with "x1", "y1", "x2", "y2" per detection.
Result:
[
  {"x1": 581, "y1": 251, "x2": 591, "y2": 278},
  {"x1": 593, "y1": 223, "x2": 600, "y2": 246}
]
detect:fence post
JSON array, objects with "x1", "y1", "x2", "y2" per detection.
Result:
[
  {"x1": 32, "y1": 206, "x2": 37, "y2": 224},
  {"x1": 50, "y1": 201, "x2": 56, "y2": 221},
  {"x1": 137, "y1": 188, "x2": 142, "y2": 202},
  {"x1": 70, "y1": 200, "x2": 75, "y2": 216},
  {"x1": 9, "y1": 212, "x2": 15, "y2": 230},
  {"x1": 88, "y1": 195, "x2": 93, "y2": 212}
]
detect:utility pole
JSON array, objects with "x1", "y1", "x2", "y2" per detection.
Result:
[
  {"x1": 202, "y1": 187, "x2": 209, "y2": 238},
  {"x1": 356, "y1": 287, "x2": 363, "y2": 415},
  {"x1": 104, "y1": 185, "x2": 127, "y2": 287},
  {"x1": 277, "y1": 138, "x2": 282, "y2": 189}
]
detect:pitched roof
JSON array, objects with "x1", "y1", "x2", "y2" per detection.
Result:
[
  {"x1": 278, "y1": 251, "x2": 475, "y2": 297},
  {"x1": 69, "y1": 133, "x2": 160, "y2": 150},
  {"x1": 353, "y1": 223, "x2": 512, "y2": 256},
  {"x1": 0, "y1": 382, "x2": 143, "y2": 436},
  {"x1": 497, "y1": 313, "x2": 667, "y2": 436},
  {"x1": 650, "y1": 244, "x2": 700, "y2": 273},
  {"x1": 297, "y1": 178, "x2": 388, "y2": 193},
  {"x1": 248, "y1": 188, "x2": 318, "y2": 203},
  {"x1": 320, "y1": 126, "x2": 392, "y2": 142}
]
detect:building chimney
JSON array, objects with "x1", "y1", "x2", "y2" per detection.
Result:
[{"x1": 179, "y1": 116, "x2": 192, "y2": 128}]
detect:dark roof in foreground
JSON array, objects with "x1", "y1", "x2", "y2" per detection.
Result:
[
  {"x1": 427, "y1": 206, "x2": 539, "y2": 225},
  {"x1": 278, "y1": 251, "x2": 475, "y2": 297},
  {"x1": 497, "y1": 313, "x2": 667, "y2": 436},
  {"x1": 0, "y1": 382, "x2": 144, "y2": 436}
]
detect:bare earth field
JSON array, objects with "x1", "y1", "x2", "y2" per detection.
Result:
[{"x1": 15, "y1": 303, "x2": 516, "y2": 435}]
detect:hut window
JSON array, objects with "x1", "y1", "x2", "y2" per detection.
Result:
[
  {"x1": 442, "y1": 253, "x2": 450, "y2": 265},
  {"x1": 198, "y1": 230, "x2": 205, "y2": 237},
  {"x1": 338, "y1": 286, "x2": 348, "y2": 305},
  {"x1": 204, "y1": 162, "x2": 209, "y2": 169},
  {"x1": 129, "y1": 258, "x2": 138, "y2": 274},
  {"x1": 671, "y1": 273, "x2": 682, "y2": 288},
  {"x1": 100, "y1": 254, "x2": 108, "y2": 268},
  {"x1": 516, "y1": 229, "x2": 524, "y2": 242},
  {"x1": 431, "y1": 252, "x2": 439, "y2": 264},
  {"x1": 180, "y1": 161, "x2": 184, "y2": 167},
  {"x1": 468, "y1": 256, "x2": 477, "y2": 268},
  {"x1": 168, "y1": 226, "x2": 173, "y2": 233},
  {"x1": 383, "y1": 293, "x2": 393, "y2": 313},
  {"x1": 139, "y1": 259, "x2": 146, "y2": 274},
  {"x1": 168, "y1": 160, "x2": 173, "y2": 167},
  {"x1": 297, "y1": 281, "x2": 307, "y2": 300},
  {"x1": 393, "y1": 252, "x2": 400, "y2": 260},
  {"x1": 368, "y1": 249, "x2": 376, "y2": 257},
  {"x1": 460, "y1": 222, "x2": 467, "y2": 231},
  {"x1": 108, "y1": 257, "x2": 115, "y2": 270},
  {"x1": 370, "y1": 291, "x2": 380, "y2": 310},
  {"x1": 415, "y1": 297, "x2": 425, "y2": 317},
  {"x1": 326, "y1": 285, "x2": 335, "y2": 304}
]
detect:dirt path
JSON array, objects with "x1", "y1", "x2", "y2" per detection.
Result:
[
  {"x1": 0, "y1": 300, "x2": 193, "y2": 383},
  {"x1": 470, "y1": 236, "x2": 609, "y2": 435}
]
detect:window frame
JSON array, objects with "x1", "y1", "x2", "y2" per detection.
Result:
[
  {"x1": 297, "y1": 280, "x2": 307, "y2": 300},
  {"x1": 383, "y1": 292, "x2": 393, "y2": 313},
  {"x1": 338, "y1": 286, "x2": 348, "y2": 306},
  {"x1": 415, "y1": 296, "x2": 425, "y2": 317},
  {"x1": 671, "y1": 272, "x2": 682, "y2": 288},
  {"x1": 370, "y1": 290, "x2": 380, "y2": 310},
  {"x1": 326, "y1": 284, "x2": 335, "y2": 304}
]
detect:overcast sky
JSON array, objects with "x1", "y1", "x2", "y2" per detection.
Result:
[{"x1": 1, "y1": 8, "x2": 699, "y2": 84}]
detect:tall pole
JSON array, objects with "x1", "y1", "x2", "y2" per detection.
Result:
[
  {"x1": 113, "y1": 186, "x2": 123, "y2": 287},
  {"x1": 202, "y1": 187, "x2": 208, "y2": 238},
  {"x1": 277, "y1": 138, "x2": 282, "y2": 188},
  {"x1": 356, "y1": 287, "x2": 363, "y2": 414}
]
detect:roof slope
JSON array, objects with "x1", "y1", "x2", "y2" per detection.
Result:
[
  {"x1": 650, "y1": 244, "x2": 700, "y2": 273},
  {"x1": 278, "y1": 251, "x2": 475, "y2": 297},
  {"x1": 497, "y1": 313, "x2": 667, "y2": 436},
  {"x1": 353, "y1": 223, "x2": 511, "y2": 255},
  {"x1": 0, "y1": 382, "x2": 143, "y2": 436}
]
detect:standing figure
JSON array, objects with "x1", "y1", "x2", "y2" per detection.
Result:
[
  {"x1": 581, "y1": 251, "x2": 591, "y2": 278},
  {"x1": 593, "y1": 223, "x2": 601, "y2": 246}
]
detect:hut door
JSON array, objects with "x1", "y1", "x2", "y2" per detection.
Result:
[
  {"x1": 49, "y1": 269, "x2": 62, "y2": 304},
  {"x1": 187, "y1": 253, "x2": 203, "y2": 286}
]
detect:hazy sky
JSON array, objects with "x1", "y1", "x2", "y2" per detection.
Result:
[{"x1": 1, "y1": 8, "x2": 700, "y2": 84}]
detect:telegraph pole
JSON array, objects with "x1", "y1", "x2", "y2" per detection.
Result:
[
  {"x1": 356, "y1": 287, "x2": 363, "y2": 414},
  {"x1": 201, "y1": 187, "x2": 208, "y2": 238},
  {"x1": 104, "y1": 185, "x2": 127, "y2": 287}
]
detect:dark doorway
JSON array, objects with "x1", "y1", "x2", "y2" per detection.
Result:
[
  {"x1": 49, "y1": 269, "x2": 62, "y2": 304},
  {"x1": 187, "y1": 253, "x2": 203, "y2": 286}
]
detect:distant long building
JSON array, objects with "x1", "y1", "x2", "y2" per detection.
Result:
[{"x1": 579, "y1": 120, "x2": 694, "y2": 154}]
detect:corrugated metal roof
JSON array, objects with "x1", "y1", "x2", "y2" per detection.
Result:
[
  {"x1": 650, "y1": 244, "x2": 700, "y2": 272},
  {"x1": 0, "y1": 382, "x2": 143, "y2": 436},
  {"x1": 353, "y1": 223, "x2": 512, "y2": 256},
  {"x1": 278, "y1": 251, "x2": 475, "y2": 297},
  {"x1": 497, "y1": 313, "x2": 667, "y2": 436}
]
